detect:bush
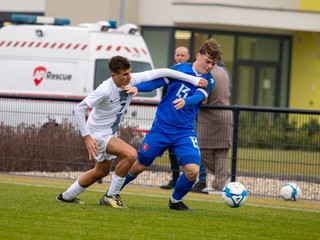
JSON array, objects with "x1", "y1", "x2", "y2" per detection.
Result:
[
  {"x1": 238, "y1": 113, "x2": 320, "y2": 150},
  {"x1": 0, "y1": 119, "x2": 144, "y2": 172}
]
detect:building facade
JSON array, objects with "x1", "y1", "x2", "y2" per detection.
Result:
[{"x1": 1, "y1": 0, "x2": 320, "y2": 109}]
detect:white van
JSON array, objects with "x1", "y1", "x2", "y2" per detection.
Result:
[{"x1": 0, "y1": 15, "x2": 160, "y2": 131}]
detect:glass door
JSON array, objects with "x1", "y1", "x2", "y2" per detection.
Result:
[
  {"x1": 235, "y1": 64, "x2": 278, "y2": 107},
  {"x1": 257, "y1": 66, "x2": 277, "y2": 107}
]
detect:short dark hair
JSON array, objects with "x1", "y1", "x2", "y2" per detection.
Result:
[
  {"x1": 199, "y1": 38, "x2": 222, "y2": 65},
  {"x1": 108, "y1": 55, "x2": 131, "y2": 74}
]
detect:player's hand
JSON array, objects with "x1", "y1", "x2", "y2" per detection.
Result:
[
  {"x1": 123, "y1": 85, "x2": 138, "y2": 97},
  {"x1": 198, "y1": 78, "x2": 208, "y2": 88},
  {"x1": 172, "y1": 98, "x2": 186, "y2": 110},
  {"x1": 83, "y1": 135, "x2": 98, "y2": 160}
]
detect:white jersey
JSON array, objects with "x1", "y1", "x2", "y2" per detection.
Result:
[{"x1": 74, "y1": 68, "x2": 201, "y2": 137}]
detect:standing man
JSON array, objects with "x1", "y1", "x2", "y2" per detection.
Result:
[
  {"x1": 160, "y1": 46, "x2": 190, "y2": 189},
  {"x1": 193, "y1": 60, "x2": 233, "y2": 192},
  {"x1": 56, "y1": 55, "x2": 208, "y2": 208},
  {"x1": 118, "y1": 38, "x2": 222, "y2": 210}
]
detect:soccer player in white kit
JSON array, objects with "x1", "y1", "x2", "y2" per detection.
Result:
[{"x1": 56, "y1": 55, "x2": 208, "y2": 208}]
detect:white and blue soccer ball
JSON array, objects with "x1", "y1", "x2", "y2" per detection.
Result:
[
  {"x1": 280, "y1": 182, "x2": 301, "y2": 201},
  {"x1": 222, "y1": 182, "x2": 248, "y2": 208}
]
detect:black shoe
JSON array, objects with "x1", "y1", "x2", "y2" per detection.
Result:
[
  {"x1": 56, "y1": 193, "x2": 84, "y2": 204},
  {"x1": 160, "y1": 179, "x2": 176, "y2": 189},
  {"x1": 169, "y1": 199, "x2": 193, "y2": 211}
]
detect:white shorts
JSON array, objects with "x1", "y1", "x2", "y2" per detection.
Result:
[{"x1": 92, "y1": 132, "x2": 117, "y2": 162}]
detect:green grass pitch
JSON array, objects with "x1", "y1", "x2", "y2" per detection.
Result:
[{"x1": 0, "y1": 175, "x2": 319, "y2": 240}]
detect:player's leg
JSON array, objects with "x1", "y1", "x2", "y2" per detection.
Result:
[
  {"x1": 57, "y1": 132, "x2": 115, "y2": 204},
  {"x1": 107, "y1": 137, "x2": 138, "y2": 177},
  {"x1": 57, "y1": 160, "x2": 112, "y2": 204},
  {"x1": 170, "y1": 162, "x2": 199, "y2": 206},
  {"x1": 100, "y1": 137, "x2": 137, "y2": 208},
  {"x1": 121, "y1": 158, "x2": 149, "y2": 189},
  {"x1": 169, "y1": 162, "x2": 199, "y2": 211},
  {"x1": 169, "y1": 133, "x2": 200, "y2": 210}
]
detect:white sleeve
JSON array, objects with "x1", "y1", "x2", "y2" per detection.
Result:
[
  {"x1": 131, "y1": 68, "x2": 200, "y2": 86},
  {"x1": 73, "y1": 100, "x2": 90, "y2": 137}
]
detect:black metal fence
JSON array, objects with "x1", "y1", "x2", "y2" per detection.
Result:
[{"x1": 0, "y1": 95, "x2": 319, "y2": 202}]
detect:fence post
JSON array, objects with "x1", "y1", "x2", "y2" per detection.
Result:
[{"x1": 231, "y1": 106, "x2": 240, "y2": 182}]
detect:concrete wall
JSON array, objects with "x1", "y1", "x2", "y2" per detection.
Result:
[
  {"x1": 45, "y1": 0, "x2": 138, "y2": 26},
  {"x1": 0, "y1": 0, "x2": 45, "y2": 12},
  {"x1": 172, "y1": 0, "x2": 299, "y2": 9},
  {"x1": 289, "y1": 0, "x2": 320, "y2": 110}
]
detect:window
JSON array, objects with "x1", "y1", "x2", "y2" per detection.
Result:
[
  {"x1": 143, "y1": 29, "x2": 170, "y2": 68},
  {"x1": 175, "y1": 30, "x2": 191, "y2": 57},
  {"x1": 94, "y1": 60, "x2": 111, "y2": 89},
  {"x1": 142, "y1": 26, "x2": 291, "y2": 107},
  {"x1": 194, "y1": 32, "x2": 209, "y2": 59},
  {"x1": 237, "y1": 37, "x2": 280, "y2": 62}
]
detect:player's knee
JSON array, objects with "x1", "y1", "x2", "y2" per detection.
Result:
[
  {"x1": 126, "y1": 148, "x2": 138, "y2": 163},
  {"x1": 184, "y1": 164, "x2": 199, "y2": 181}
]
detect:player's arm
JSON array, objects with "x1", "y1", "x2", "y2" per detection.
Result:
[
  {"x1": 123, "y1": 78, "x2": 167, "y2": 96},
  {"x1": 173, "y1": 91, "x2": 206, "y2": 110},
  {"x1": 74, "y1": 100, "x2": 91, "y2": 137},
  {"x1": 131, "y1": 69, "x2": 208, "y2": 88},
  {"x1": 74, "y1": 98, "x2": 101, "y2": 160},
  {"x1": 74, "y1": 85, "x2": 106, "y2": 137},
  {"x1": 173, "y1": 76, "x2": 216, "y2": 110},
  {"x1": 125, "y1": 73, "x2": 209, "y2": 96},
  {"x1": 124, "y1": 76, "x2": 208, "y2": 96}
]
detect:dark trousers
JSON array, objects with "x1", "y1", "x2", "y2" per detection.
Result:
[{"x1": 169, "y1": 148, "x2": 180, "y2": 181}]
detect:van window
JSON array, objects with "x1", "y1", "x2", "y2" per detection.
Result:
[{"x1": 94, "y1": 59, "x2": 157, "y2": 98}]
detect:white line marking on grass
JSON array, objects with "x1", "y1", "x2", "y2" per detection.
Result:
[
  {"x1": 123, "y1": 191, "x2": 320, "y2": 213},
  {"x1": 1, "y1": 180, "x2": 319, "y2": 213}
]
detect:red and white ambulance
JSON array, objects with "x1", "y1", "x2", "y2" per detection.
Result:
[{"x1": 0, "y1": 15, "x2": 159, "y2": 131}]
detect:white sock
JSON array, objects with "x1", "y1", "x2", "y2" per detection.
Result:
[
  {"x1": 107, "y1": 174, "x2": 125, "y2": 196},
  {"x1": 62, "y1": 180, "x2": 86, "y2": 200},
  {"x1": 170, "y1": 197, "x2": 181, "y2": 203}
]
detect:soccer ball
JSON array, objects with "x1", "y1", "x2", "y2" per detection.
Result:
[
  {"x1": 222, "y1": 182, "x2": 248, "y2": 208},
  {"x1": 280, "y1": 182, "x2": 301, "y2": 201}
]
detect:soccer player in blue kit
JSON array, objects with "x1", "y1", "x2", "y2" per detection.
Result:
[{"x1": 117, "y1": 38, "x2": 222, "y2": 210}]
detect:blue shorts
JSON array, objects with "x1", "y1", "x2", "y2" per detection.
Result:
[{"x1": 138, "y1": 126, "x2": 201, "y2": 167}]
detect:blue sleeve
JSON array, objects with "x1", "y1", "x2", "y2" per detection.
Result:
[
  {"x1": 170, "y1": 64, "x2": 179, "y2": 70},
  {"x1": 135, "y1": 78, "x2": 167, "y2": 92},
  {"x1": 184, "y1": 91, "x2": 206, "y2": 105},
  {"x1": 205, "y1": 76, "x2": 216, "y2": 94},
  {"x1": 200, "y1": 75, "x2": 216, "y2": 97}
]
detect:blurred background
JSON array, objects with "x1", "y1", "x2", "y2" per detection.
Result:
[{"x1": 1, "y1": 0, "x2": 320, "y2": 109}]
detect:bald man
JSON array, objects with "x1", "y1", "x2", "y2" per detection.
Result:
[{"x1": 174, "y1": 46, "x2": 190, "y2": 64}]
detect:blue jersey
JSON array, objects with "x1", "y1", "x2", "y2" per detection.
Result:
[{"x1": 154, "y1": 62, "x2": 215, "y2": 133}]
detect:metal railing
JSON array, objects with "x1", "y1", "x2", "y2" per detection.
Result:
[{"x1": 0, "y1": 95, "x2": 319, "y2": 201}]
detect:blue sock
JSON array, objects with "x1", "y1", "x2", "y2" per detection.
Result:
[
  {"x1": 172, "y1": 173, "x2": 195, "y2": 201},
  {"x1": 120, "y1": 172, "x2": 138, "y2": 190}
]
